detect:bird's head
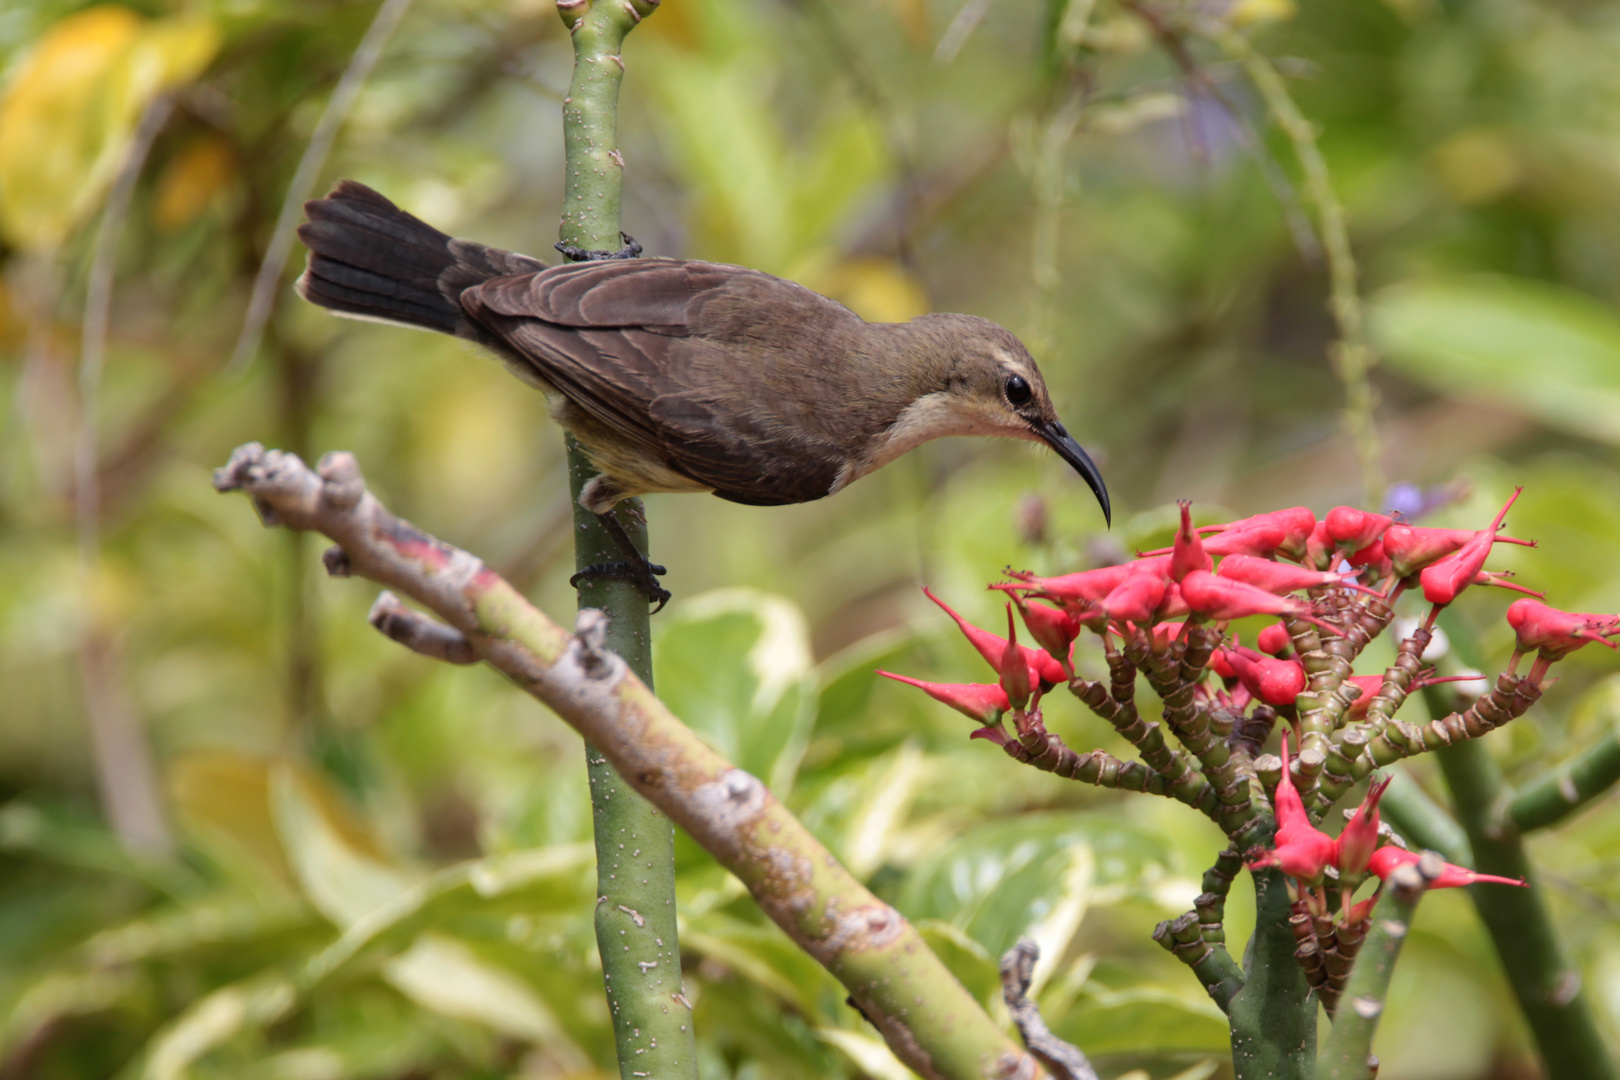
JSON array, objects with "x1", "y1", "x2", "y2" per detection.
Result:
[{"x1": 902, "y1": 313, "x2": 1111, "y2": 526}]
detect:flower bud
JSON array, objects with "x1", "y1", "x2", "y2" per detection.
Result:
[
  {"x1": 1366, "y1": 846, "x2": 1525, "y2": 889},
  {"x1": 1248, "y1": 732, "x2": 1336, "y2": 881},
  {"x1": 1224, "y1": 648, "x2": 1307, "y2": 707},
  {"x1": 999, "y1": 564, "x2": 1134, "y2": 605},
  {"x1": 877, "y1": 671, "x2": 1011, "y2": 725},
  {"x1": 1178, "y1": 570, "x2": 1345, "y2": 635},
  {"x1": 1257, "y1": 621, "x2": 1293, "y2": 657},
  {"x1": 1418, "y1": 488, "x2": 1524, "y2": 607},
  {"x1": 1384, "y1": 522, "x2": 1536, "y2": 579},
  {"x1": 1171, "y1": 501, "x2": 1212, "y2": 582},
  {"x1": 924, "y1": 587, "x2": 1065, "y2": 687},
  {"x1": 1102, "y1": 568, "x2": 1168, "y2": 626},
  {"x1": 1335, "y1": 776, "x2": 1390, "y2": 878},
  {"x1": 1325, "y1": 506, "x2": 1393, "y2": 552},
  {"x1": 1013, "y1": 595, "x2": 1079, "y2": 675},
  {"x1": 1000, "y1": 604, "x2": 1032, "y2": 710},
  {"x1": 1506, "y1": 599, "x2": 1620, "y2": 661},
  {"x1": 1216, "y1": 554, "x2": 1380, "y2": 598},
  {"x1": 1200, "y1": 507, "x2": 1316, "y2": 560}
]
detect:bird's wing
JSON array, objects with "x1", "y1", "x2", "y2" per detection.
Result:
[
  {"x1": 467, "y1": 259, "x2": 741, "y2": 332},
  {"x1": 460, "y1": 261, "x2": 852, "y2": 504}
]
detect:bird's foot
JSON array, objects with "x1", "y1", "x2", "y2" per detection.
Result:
[
  {"x1": 570, "y1": 559, "x2": 671, "y2": 613},
  {"x1": 554, "y1": 232, "x2": 643, "y2": 262}
]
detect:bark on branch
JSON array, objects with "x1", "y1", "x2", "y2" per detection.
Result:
[{"x1": 213, "y1": 442, "x2": 1041, "y2": 1080}]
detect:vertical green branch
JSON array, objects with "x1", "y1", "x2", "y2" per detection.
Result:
[
  {"x1": 556, "y1": 3, "x2": 697, "y2": 1078},
  {"x1": 1432, "y1": 734, "x2": 1618, "y2": 1080},
  {"x1": 1217, "y1": 30, "x2": 1383, "y2": 505},
  {"x1": 1316, "y1": 856, "x2": 1434, "y2": 1080},
  {"x1": 1228, "y1": 868, "x2": 1315, "y2": 1080}
]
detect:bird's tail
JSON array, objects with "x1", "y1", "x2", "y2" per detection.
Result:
[{"x1": 296, "y1": 180, "x2": 545, "y2": 336}]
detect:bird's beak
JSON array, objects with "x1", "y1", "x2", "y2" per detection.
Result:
[{"x1": 1035, "y1": 420, "x2": 1111, "y2": 527}]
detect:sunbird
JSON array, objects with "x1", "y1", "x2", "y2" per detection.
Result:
[{"x1": 297, "y1": 181, "x2": 1109, "y2": 607}]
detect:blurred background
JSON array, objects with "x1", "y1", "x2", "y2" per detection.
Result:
[{"x1": 4, "y1": 0, "x2": 1620, "y2": 1076}]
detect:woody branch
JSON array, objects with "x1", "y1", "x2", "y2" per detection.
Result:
[{"x1": 212, "y1": 442, "x2": 1043, "y2": 1080}]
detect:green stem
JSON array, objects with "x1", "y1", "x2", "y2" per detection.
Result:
[
  {"x1": 1316, "y1": 858, "x2": 1431, "y2": 1080},
  {"x1": 1228, "y1": 868, "x2": 1316, "y2": 1080},
  {"x1": 1217, "y1": 29, "x2": 1382, "y2": 504},
  {"x1": 1433, "y1": 732, "x2": 1618, "y2": 1080},
  {"x1": 1510, "y1": 729, "x2": 1620, "y2": 833},
  {"x1": 1378, "y1": 769, "x2": 1468, "y2": 863},
  {"x1": 557, "y1": 4, "x2": 696, "y2": 1079}
]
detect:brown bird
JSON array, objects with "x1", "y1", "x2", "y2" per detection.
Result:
[{"x1": 296, "y1": 181, "x2": 1109, "y2": 605}]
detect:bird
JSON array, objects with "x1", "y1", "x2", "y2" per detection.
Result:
[{"x1": 295, "y1": 180, "x2": 1110, "y2": 607}]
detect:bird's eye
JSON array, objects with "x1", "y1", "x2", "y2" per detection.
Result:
[{"x1": 1005, "y1": 375, "x2": 1032, "y2": 406}]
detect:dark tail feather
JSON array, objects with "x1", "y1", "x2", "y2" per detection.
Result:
[{"x1": 295, "y1": 180, "x2": 545, "y2": 336}]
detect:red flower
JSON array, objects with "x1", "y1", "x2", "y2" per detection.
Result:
[
  {"x1": 1000, "y1": 604, "x2": 1033, "y2": 711},
  {"x1": 1419, "y1": 488, "x2": 1525, "y2": 606},
  {"x1": 1179, "y1": 570, "x2": 1344, "y2": 636},
  {"x1": 1249, "y1": 732, "x2": 1335, "y2": 880},
  {"x1": 1101, "y1": 567, "x2": 1169, "y2": 626},
  {"x1": 1257, "y1": 621, "x2": 1293, "y2": 657},
  {"x1": 877, "y1": 672, "x2": 1010, "y2": 725},
  {"x1": 1216, "y1": 554, "x2": 1381, "y2": 598},
  {"x1": 1201, "y1": 507, "x2": 1317, "y2": 561},
  {"x1": 999, "y1": 564, "x2": 1134, "y2": 606},
  {"x1": 924, "y1": 588, "x2": 1065, "y2": 687},
  {"x1": 1384, "y1": 522, "x2": 1536, "y2": 579},
  {"x1": 1366, "y1": 846, "x2": 1525, "y2": 889},
  {"x1": 1171, "y1": 501, "x2": 1212, "y2": 582},
  {"x1": 1012, "y1": 595, "x2": 1080, "y2": 676},
  {"x1": 1220, "y1": 646, "x2": 1306, "y2": 707},
  {"x1": 1346, "y1": 539, "x2": 1393, "y2": 582},
  {"x1": 1335, "y1": 776, "x2": 1391, "y2": 878},
  {"x1": 1506, "y1": 599, "x2": 1620, "y2": 662},
  {"x1": 1325, "y1": 506, "x2": 1394, "y2": 554}
]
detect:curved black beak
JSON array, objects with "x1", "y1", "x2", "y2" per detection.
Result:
[{"x1": 1036, "y1": 420, "x2": 1111, "y2": 527}]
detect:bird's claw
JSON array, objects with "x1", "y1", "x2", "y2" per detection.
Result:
[
  {"x1": 554, "y1": 232, "x2": 643, "y2": 263},
  {"x1": 570, "y1": 559, "x2": 671, "y2": 612}
]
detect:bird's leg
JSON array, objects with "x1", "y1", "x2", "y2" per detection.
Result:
[
  {"x1": 554, "y1": 231, "x2": 642, "y2": 263},
  {"x1": 570, "y1": 509, "x2": 671, "y2": 612}
]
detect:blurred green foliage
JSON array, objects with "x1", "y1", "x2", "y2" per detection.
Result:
[{"x1": 3, "y1": 0, "x2": 1620, "y2": 1076}]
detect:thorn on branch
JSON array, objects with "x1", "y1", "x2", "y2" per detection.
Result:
[
  {"x1": 369, "y1": 591, "x2": 478, "y2": 665},
  {"x1": 574, "y1": 608, "x2": 617, "y2": 680},
  {"x1": 1000, "y1": 937, "x2": 1097, "y2": 1080},
  {"x1": 323, "y1": 546, "x2": 353, "y2": 578}
]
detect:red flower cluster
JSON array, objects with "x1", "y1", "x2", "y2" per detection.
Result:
[
  {"x1": 1250, "y1": 734, "x2": 1522, "y2": 917},
  {"x1": 883, "y1": 492, "x2": 1618, "y2": 723},
  {"x1": 878, "y1": 489, "x2": 1606, "y2": 910}
]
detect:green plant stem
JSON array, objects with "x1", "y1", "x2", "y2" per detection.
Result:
[
  {"x1": 1316, "y1": 859, "x2": 1430, "y2": 1080},
  {"x1": 1432, "y1": 730, "x2": 1618, "y2": 1080},
  {"x1": 1378, "y1": 769, "x2": 1468, "y2": 862},
  {"x1": 1217, "y1": 29, "x2": 1382, "y2": 504},
  {"x1": 1228, "y1": 868, "x2": 1315, "y2": 1080},
  {"x1": 1510, "y1": 729, "x2": 1620, "y2": 833},
  {"x1": 556, "y1": 4, "x2": 696, "y2": 1078}
]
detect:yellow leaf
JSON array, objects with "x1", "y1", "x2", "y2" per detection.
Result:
[
  {"x1": 0, "y1": 6, "x2": 219, "y2": 250},
  {"x1": 1227, "y1": 0, "x2": 1297, "y2": 26},
  {"x1": 168, "y1": 751, "x2": 294, "y2": 885},
  {"x1": 154, "y1": 134, "x2": 235, "y2": 230},
  {"x1": 794, "y1": 255, "x2": 932, "y2": 324}
]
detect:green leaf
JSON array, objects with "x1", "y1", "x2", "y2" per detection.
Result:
[
  {"x1": 654, "y1": 588, "x2": 817, "y2": 795},
  {"x1": 681, "y1": 912, "x2": 835, "y2": 1016},
  {"x1": 269, "y1": 766, "x2": 418, "y2": 929},
  {"x1": 1369, "y1": 275, "x2": 1620, "y2": 444},
  {"x1": 382, "y1": 933, "x2": 586, "y2": 1061},
  {"x1": 896, "y1": 812, "x2": 1167, "y2": 959},
  {"x1": 1052, "y1": 986, "x2": 1231, "y2": 1056}
]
